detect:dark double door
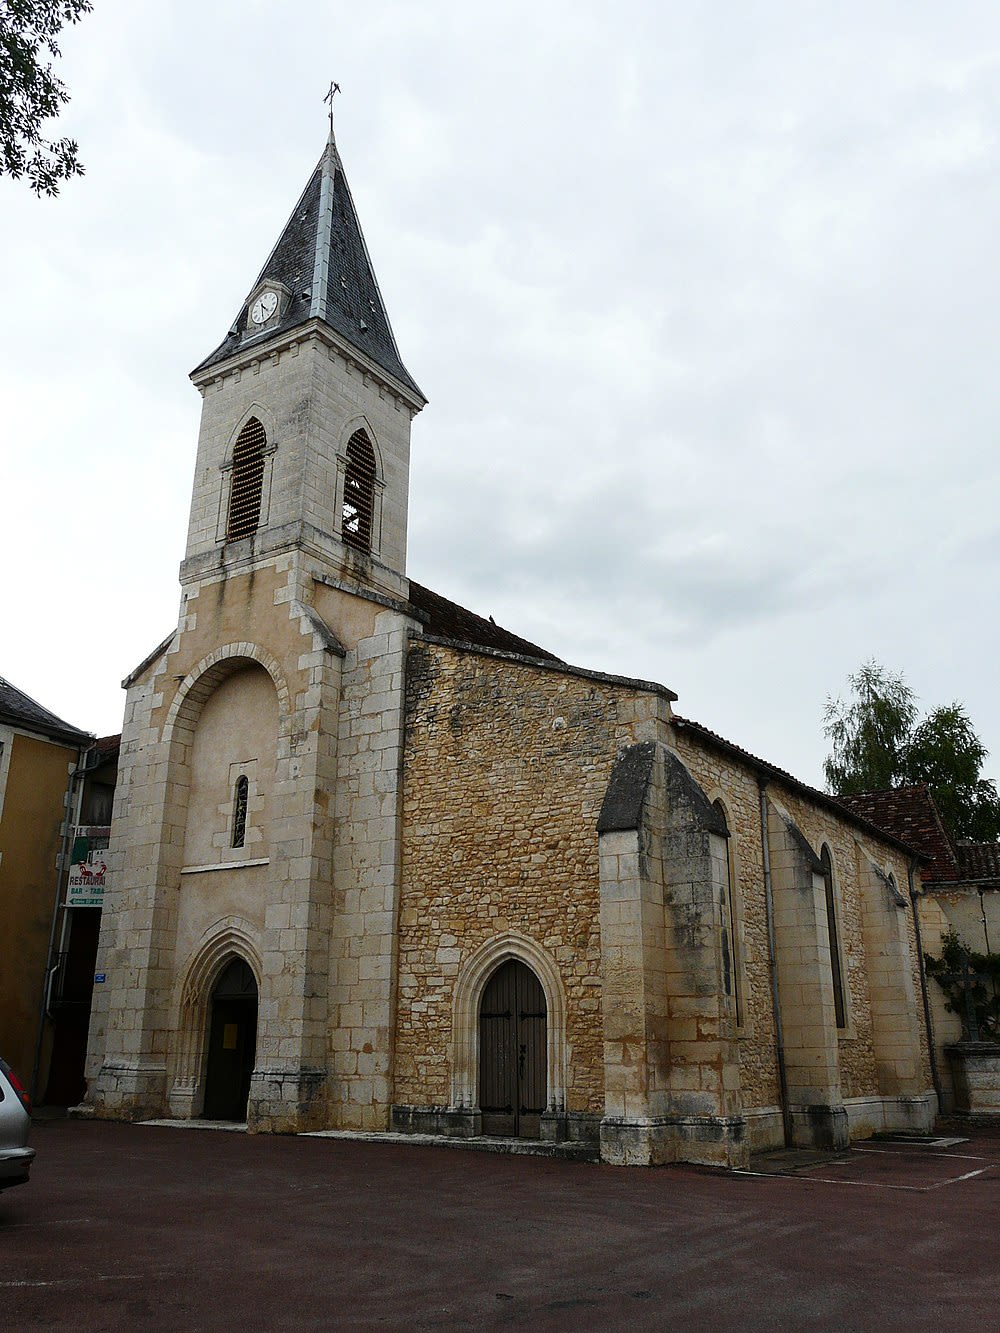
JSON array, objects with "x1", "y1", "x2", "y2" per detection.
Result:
[
  {"x1": 203, "y1": 959, "x2": 258, "y2": 1122},
  {"x1": 479, "y1": 960, "x2": 547, "y2": 1138}
]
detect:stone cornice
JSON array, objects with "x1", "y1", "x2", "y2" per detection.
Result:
[{"x1": 190, "y1": 319, "x2": 426, "y2": 415}]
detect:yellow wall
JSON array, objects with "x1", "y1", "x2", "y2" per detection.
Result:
[{"x1": 0, "y1": 733, "x2": 76, "y2": 1080}]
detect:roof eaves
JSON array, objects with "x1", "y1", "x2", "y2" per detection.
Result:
[
  {"x1": 123, "y1": 632, "x2": 176, "y2": 689},
  {"x1": 672, "y1": 715, "x2": 926, "y2": 860}
]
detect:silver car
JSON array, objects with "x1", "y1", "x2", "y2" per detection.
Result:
[{"x1": 0, "y1": 1057, "x2": 35, "y2": 1192}]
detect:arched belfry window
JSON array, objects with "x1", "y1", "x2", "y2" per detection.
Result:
[
  {"x1": 232, "y1": 775, "x2": 249, "y2": 849},
  {"x1": 226, "y1": 418, "x2": 267, "y2": 542},
  {"x1": 821, "y1": 845, "x2": 847, "y2": 1029},
  {"x1": 342, "y1": 430, "x2": 377, "y2": 553}
]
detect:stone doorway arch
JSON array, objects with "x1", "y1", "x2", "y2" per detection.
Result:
[
  {"x1": 479, "y1": 958, "x2": 547, "y2": 1138},
  {"x1": 451, "y1": 932, "x2": 567, "y2": 1132},
  {"x1": 203, "y1": 957, "x2": 258, "y2": 1122},
  {"x1": 168, "y1": 921, "x2": 262, "y2": 1121}
]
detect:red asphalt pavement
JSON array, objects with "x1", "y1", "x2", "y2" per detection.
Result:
[{"x1": 2, "y1": 1119, "x2": 998, "y2": 1331}]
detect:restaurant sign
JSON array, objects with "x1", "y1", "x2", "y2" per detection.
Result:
[{"x1": 66, "y1": 827, "x2": 110, "y2": 907}]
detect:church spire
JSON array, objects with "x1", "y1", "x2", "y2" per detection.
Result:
[{"x1": 194, "y1": 117, "x2": 423, "y2": 401}]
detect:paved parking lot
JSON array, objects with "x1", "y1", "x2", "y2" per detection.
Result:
[{"x1": 3, "y1": 1120, "x2": 999, "y2": 1331}]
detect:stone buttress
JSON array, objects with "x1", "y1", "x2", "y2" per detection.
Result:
[{"x1": 597, "y1": 743, "x2": 747, "y2": 1168}]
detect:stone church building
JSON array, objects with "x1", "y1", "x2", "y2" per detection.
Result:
[{"x1": 84, "y1": 129, "x2": 937, "y2": 1168}]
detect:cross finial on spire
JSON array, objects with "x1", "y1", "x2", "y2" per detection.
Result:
[{"x1": 324, "y1": 81, "x2": 341, "y2": 134}]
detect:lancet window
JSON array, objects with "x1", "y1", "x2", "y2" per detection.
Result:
[
  {"x1": 713, "y1": 799, "x2": 743, "y2": 1026},
  {"x1": 232, "y1": 775, "x2": 249, "y2": 849},
  {"x1": 821, "y1": 845, "x2": 847, "y2": 1028}
]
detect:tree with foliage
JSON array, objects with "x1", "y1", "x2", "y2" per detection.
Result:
[
  {"x1": 0, "y1": 0, "x2": 92, "y2": 196},
  {"x1": 824, "y1": 660, "x2": 1000, "y2": 842},
  {"x1": 925, "y1": 928, "x2": 1000, "y2": 1041}
]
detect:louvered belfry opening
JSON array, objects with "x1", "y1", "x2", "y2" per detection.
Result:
[
  {"x1": 342, "y1": 430, "x2": 377, "y2": 553},
  {"x1": 226, "y1": 418, "x2": 267, "y2": 542}
]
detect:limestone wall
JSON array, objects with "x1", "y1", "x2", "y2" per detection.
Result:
[
  {"x1": 673, "y1": 726, "x2": 933, "y2": 1128},
  {"x1": 396, "y1": 641, "x2": 668, "y2": 1119},
  {"x1": 396, "y1": 646, "x2": 932, "y2": 1141}
]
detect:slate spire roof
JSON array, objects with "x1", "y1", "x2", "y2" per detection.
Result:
[{"x1": 194, "y1": 128, "x2": 423, "y2": 399}]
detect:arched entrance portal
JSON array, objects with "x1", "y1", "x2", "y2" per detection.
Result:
[
  {"x1": 202, "y1": 958, "x2": 258, "y2": 1121},
  {"x1": 479, "y1": 959, "x2": 547, "y2": 1138}
]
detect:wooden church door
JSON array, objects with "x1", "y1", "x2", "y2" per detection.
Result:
[
  {"x1": 203, "y1": 958, "x2": 258, "y2": 1121},
  {"x1": 479, "y1": 959, "x2": 547, "y2": 1138}
]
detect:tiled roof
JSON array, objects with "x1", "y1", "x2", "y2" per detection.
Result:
[
  {"x1": 835, "y1": 786, "x2": 958, "y2": 883},
  {"x1": 956, "y1": 841, "x2": 1000, "y2": 881},
  {"x1": 194, "y1": 132, "x2": 423, "y2": 399},
  {"x1": 0, "y1": 675, "x2": 91, "y2": 745},
  {"x1": 409, "y1": 580, "x2": 562, "y2": 662},
  {"x1": 92, "y1": 734, "x2": 121, "y2": 761},
  {"x1": 672, "y1": 716, "x2": 925, "y2": 858}
]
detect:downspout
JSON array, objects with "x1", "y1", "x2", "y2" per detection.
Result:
[
  {"x1": 908, "y1": 859, "x2": 943, "y2": 1114},
  {"x1": 758, "y1": 778, "x2": 792, "y2": 1148},
  {"x1": 978, "y1": 888, "x2": 992, "y2": 956},
  {"x1": 31, "y1": 742, "x2": 91, "y2": 1103}
]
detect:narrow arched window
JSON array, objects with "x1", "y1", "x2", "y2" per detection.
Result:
[
  {"x1": 713, "y1": 800, "x2": 742, "y2": 1026},
  {"x1": 342, "y1": 430, "x2": 377, "y2": 553},
  {"x1": 226, "y1": 418, "x2": 267, "y2": 542},
  {"x1": 821, "y1": 845, "x2": 847, "y2": 1028},
  {"x1": 232, "y1": 775, "x2": 249, "y2": 849}
]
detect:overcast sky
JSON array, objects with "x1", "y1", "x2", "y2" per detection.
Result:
[{"x1": 4, "y1": 0, "x2": 1000, "y2": 790}]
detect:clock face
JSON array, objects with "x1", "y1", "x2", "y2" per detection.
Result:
[{"x1": 250, "y1": 290, "x2": 278, "y2": 325}]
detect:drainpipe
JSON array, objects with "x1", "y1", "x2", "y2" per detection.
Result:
[
  {"x1": 979, "y1": 888, "x2": 992, "y2": 956},
  {"x1": 758, "y1": 778, "x2": 792, "y2": 1148},
  {"x1": 31, "y1": 742, "x2": 92, "y2": 1104},
  {"x1": 908, "y1": 860, "x2": 943, "y2": 1115}
]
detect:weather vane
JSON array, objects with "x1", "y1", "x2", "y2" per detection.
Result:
[{"x1": 324, "y1": 81, "x2": 342, "y2": 133}]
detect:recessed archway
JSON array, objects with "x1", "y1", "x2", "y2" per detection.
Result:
[
  {"x1": 451, "y1": 932, "x2": 567, "y2": 1126},
  {"x1": 203, "y1": 957, "x2": 258, "y2": 1122},
  {"x1": 478, "y1": 958, "x2": 547, "y2": 1138}
]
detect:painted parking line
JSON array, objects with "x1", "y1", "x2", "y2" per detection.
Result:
[
  {"x1": 852, "y1": 1146, "x2": 993, "y2": 1162},
  {"x1": 789, "y1": 1165, "x2": 995, "y2": 1192},
  {"x1": 735, "y1": 1146, "x2": 1000, "y2": 1191}
]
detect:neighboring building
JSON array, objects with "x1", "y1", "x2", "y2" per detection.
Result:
[
  {"x1": 83, "y1": 127, "x2": 938, "y2": 1166},
  {"x1": 44, "y1": 735, "x2": 121, "y2": 1107},
  {"x1": 839, "y1": 784, "x2": 1000, "y2": 1112},
  {"x1": 0, "y1": 677, "x2": 91, "y2": 1092}
]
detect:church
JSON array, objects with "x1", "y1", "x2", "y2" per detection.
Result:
[{"x1": 84, "y1": 125, "x2": 937, "y2": 1168}]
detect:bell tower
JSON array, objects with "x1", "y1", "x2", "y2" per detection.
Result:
[
  {"x1": 182, "y1": 124, "x2": 425, "y2": 598},
  {"x1": 85, "y1": 125, "x2": 428, "y2": 1134}
]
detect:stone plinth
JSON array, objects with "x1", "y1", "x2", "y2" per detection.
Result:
[{"x1": 946, "y1": 1042, "x2": 1000, "y2": 1115}]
